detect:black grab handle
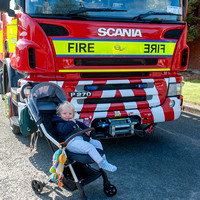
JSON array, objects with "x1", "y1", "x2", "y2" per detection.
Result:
[{"x1": 63, "y1": 127, "x2": 95, "y2": 147}]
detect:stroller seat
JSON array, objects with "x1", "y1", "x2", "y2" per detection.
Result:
[
  {"x1": 21, "y1": 82, "x2": 117, "y2": 200},
  {"x1": 39, "y1": 107, "x2": 104, "y2": 164}
]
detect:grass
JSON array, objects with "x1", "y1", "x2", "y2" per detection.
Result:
[{"x1": 182, "y1": 79, "x2": 200, "y2": 105}]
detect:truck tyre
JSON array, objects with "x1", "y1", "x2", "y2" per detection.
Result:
[
  {"x1": 3, "y1": 64, "x2": 21, "y2": 134},
  {"x1": 10, "y1": 118, "x2": 21, "y2": 134}
]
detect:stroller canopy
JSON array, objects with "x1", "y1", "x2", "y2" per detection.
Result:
[{"x1": 28, "y1": 82, "x2": 68, "y2": 121}]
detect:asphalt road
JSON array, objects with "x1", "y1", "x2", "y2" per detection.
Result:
[{"x1": 0, "y1": 99, "x2": 200, "y2": 200}]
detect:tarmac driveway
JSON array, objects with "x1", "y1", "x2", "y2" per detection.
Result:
[{"x1": 0, "y1": 100, "x2": 200, "y2": 200}]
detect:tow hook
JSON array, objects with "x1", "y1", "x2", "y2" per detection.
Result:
[{"x1": 145, "y1": 125, "x2": 153, "y2": 134}]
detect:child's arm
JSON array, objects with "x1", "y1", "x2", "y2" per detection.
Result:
[
  {"x1": 76, "y1": 121, "x2": 91, "y2": 136},
  {"x1": 56, "y1": 121, "x2": 76, "y2": 141},
  {"x1": 62, "y1": 121, "x2": 76, "y2": 134},
  {"x1": 68, "y1": 118, "x2": 76, "y2": 123},
  {"x1": 76, "y1": 120, "x2": 88, "y2": 129}
]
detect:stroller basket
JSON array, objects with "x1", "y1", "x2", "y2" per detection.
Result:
[{"x1": 21, "y1": 82, "x2": 117, "y2": 200}]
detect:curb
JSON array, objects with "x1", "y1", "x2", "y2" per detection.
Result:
[{"x1": 183, "y1": 102, "x2": 200, "y2": 116}]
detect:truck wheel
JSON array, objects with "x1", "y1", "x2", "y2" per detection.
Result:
[
  {"x1": 10, "y1": 122, "x2": 20, "y2": 134},
  {"x1": 9, "y1": 116, "x2": 21, "y2": 134},
  {"x1": 3, "y1": 68, "x2": 21, "y2": 134},
  {"x1": 3, "y1": 67, "x2": 10, "y2": 94}
]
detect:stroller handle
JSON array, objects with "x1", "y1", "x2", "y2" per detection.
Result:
[
  {"x1": 62, "y1": 127, "x2": 95, "y2": 147},
  {"x1": 20, "y1": 82, "x2": 33, "y2": 100}
]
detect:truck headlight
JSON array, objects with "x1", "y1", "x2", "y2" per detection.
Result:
[{"x1": 167, "y1": 83, "x2": 183, "y2": 97}]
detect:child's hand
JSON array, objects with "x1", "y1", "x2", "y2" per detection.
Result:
[
  {"x1": 69, "y1": 119, "x2": 76, "y2": 123},
  {"x1": 86, "y1": 131, "x2": 91, "y2": 137}
]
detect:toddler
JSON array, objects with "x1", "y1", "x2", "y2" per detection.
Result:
[{"x1": 52, "y1": 101, "x2": 117, "y2": 172}]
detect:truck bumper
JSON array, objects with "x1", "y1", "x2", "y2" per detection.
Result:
[
  {"x1": 78, "y1": 96, "x2": 182, "y2": 124},
  {"x1": 77, "y1": 96, "x2": 182, "y2": 138}
]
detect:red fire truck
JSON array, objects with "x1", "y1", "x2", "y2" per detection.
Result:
[{"x1": 0, "y1": 0, "x2": 189, "y2": 138}]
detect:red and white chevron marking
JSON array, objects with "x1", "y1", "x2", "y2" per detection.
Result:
[{"x1": 57, "y1": 77, "x2": 182, "y2": 124}]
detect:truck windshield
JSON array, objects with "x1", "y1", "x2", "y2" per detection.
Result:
[{"x1": 25, "y1": 0, "x2": 182, "y2": 21}]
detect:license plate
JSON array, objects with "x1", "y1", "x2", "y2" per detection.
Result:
[{"x1": 69, "y1": 91, "x2": 92, "y2": 97}]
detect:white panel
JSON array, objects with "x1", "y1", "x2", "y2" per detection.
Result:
[
  {"x1": 106, "y1": 79, "x2": 130, "y2": 84},
  {"x1": 101, "y1": 90, "x2": 116, "y2": 98},
  {"x1": 78, "y1": 80, "x2": 94, "y2": 85},
  {"x1": 95, "y1": 103, "x2": 111, "y2": 111},
  {"x1": 151, "y1": 106, "x2": 165, "y2": 123},
  {"x1": 56, "y1": 81, "x2": 64, "y2": 88},
  {"x1": 124, "y1": 102, "x2": 137, "y2": 109},
  {"x1": 171, "y1": 97, "x2": 181, "y2": 120},
  {"x1": 119, "y1": 89, "x2": 134, "y2": 97}
]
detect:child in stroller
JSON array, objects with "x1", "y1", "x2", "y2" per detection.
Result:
[
  {"x1": 52, "y1": 101, "x2": 117, "y2": 172},
  {"x1": 23, "y1": 82, "x2": 118, "y2": 199}
]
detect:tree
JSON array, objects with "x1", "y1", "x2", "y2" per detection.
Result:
[{"x1": 185, "y1": 0, "x2": 200, "y2": 42}]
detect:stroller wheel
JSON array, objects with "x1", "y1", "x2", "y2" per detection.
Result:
[
  {"x1": 31, "y1": 180, "x2": 44, "y2": 194},
  {"x1": 104, "y1": 184, "x2": 117, "y2": 197}
]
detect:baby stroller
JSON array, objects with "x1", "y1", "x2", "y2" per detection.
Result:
[{"x1": 20, "y1": 82, "x2": 117, "y2": 200}]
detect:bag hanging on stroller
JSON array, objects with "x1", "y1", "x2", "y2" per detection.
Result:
[
  {"x1": 19, "y1": 105, "x2": 38, "y2": 137},
  {"x1": 20, "y1": 82, "x2": 117, "y2": 200}
]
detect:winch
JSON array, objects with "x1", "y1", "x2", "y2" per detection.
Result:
[{"x1": 108, "y1": 118, "x2": 137, "y2": 137}]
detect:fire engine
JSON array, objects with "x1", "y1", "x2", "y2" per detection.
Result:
[{"x1": 0, "y1": 0, "x2": 189, "y2": 138}]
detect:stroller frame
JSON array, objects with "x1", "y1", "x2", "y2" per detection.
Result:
[{"x1": 21, "y1": 82, "x2": 117, "y2": 200}]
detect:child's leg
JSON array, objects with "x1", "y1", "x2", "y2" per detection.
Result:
[
  {"x1": 67, "y1": 137, "x2": 117, "y2": 172},
  {"x1": 67, "y1": 137, "x2": 103, "y2": 164},
  {"x1": 89, "y1": 139, "x2": 117, "y2": 172},
  {"x1": 98, "y1": 159, "x2": 117, "y2": 172},
  {"x1": 89, "y1": 138, "x2": 103, "y2": 150}
]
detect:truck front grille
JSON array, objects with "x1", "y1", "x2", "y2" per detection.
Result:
[
  {"x1": 81, "y1": 72, "x2": 149, "y2": 79},
  {"x1": 75, "y1": 58, "x2": 157, "y2": 66},
  {"x1": 78, "y1": 96, "x2": 152, "y2": 104},
  {"x1": 69, "y1": 78, "x2": 168, "y2": 112},
  {"x1": 82, "y1": 83, "x2": 154, "y2": 91}
]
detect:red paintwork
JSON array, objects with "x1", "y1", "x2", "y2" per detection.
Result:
[
  {"x1": 5, "y1": 13, "x2": 188, "y2": 80},
  {"x1": 0, "y1": 11, "x2": 188, "y2": 127}
]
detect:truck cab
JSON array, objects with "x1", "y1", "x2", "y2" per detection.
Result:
[{"x1": 0, "y1": 0, "x2": 189, "y2": 138}]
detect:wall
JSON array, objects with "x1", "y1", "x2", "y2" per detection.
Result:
[
  {"x1": 188, "y1": 38, "x2": 200, "y2": 71},
  {"x1": 187, "y1": 2, "x2": 200, "y2": 72}
]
